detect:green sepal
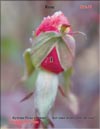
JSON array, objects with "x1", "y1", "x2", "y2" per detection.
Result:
[
  {"x1": 25, "y1": 69, "x2": 39, "y2": 90},
  {"x1": 31, "y1": 31, "x2": 75, "y2": 72},
  {"x1": 23, "y1": 48, "x2": 35, "y2": 79},
  {"x1": 42, "y1": 118, "x2": 49, "y2": 128},
  {"x1": 41, "y1": 117, "x2": 54, "y2": 128},
  {"x1": 63, "y1": 67, "x2": 73, "y2": 94},
  {"x1": 32, "y1": 31, "x2": 60, "y2": 50},
  {"x1": 57, "y1": 38, "x2": 73, "y2": 71},
  {"x1": 62, "y1": 34, "x2": 75, "y2": 58},
  {"x1": 31, "y1": 32, "x2": 61, "y2": 67}
]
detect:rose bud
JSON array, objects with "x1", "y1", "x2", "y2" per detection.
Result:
[{"x1": 31, "y1": 11, "x2": 75, "y2": 74}]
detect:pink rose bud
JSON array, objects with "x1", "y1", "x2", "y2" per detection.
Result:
[{"x1": 32, "y1": 11, "x2": 75, "y2": 74}]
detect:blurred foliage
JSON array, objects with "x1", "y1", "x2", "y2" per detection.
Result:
[{"x1": 1, "y1": 37, "x2": 21, "y2": 62}]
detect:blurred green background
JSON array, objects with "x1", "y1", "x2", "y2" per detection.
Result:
[{"x1": 1, "y1": 1, "x2": 99, "y2": 129}]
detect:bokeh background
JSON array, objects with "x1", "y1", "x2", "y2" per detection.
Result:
[{"x1": 1, "y1": 1, "x2": 99, "y2": 129}]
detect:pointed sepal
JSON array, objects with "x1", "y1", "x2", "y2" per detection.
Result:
[
  {"x1": 31, "y1": 32, "x2": 61, "y2": 68},
  {"x1": 23, "y1": 48, "x2": 35, "y2": 80},
  {"x1": 20, "y1": 92, "x2": 34, "y2": 103},
  {"x1": 62, "y1": 67, "x2": 73, "y2": 94}
]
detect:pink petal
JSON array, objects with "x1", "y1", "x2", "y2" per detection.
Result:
[{"x1": 41, "y1": 47, "x2": 64, "y2": 74}]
